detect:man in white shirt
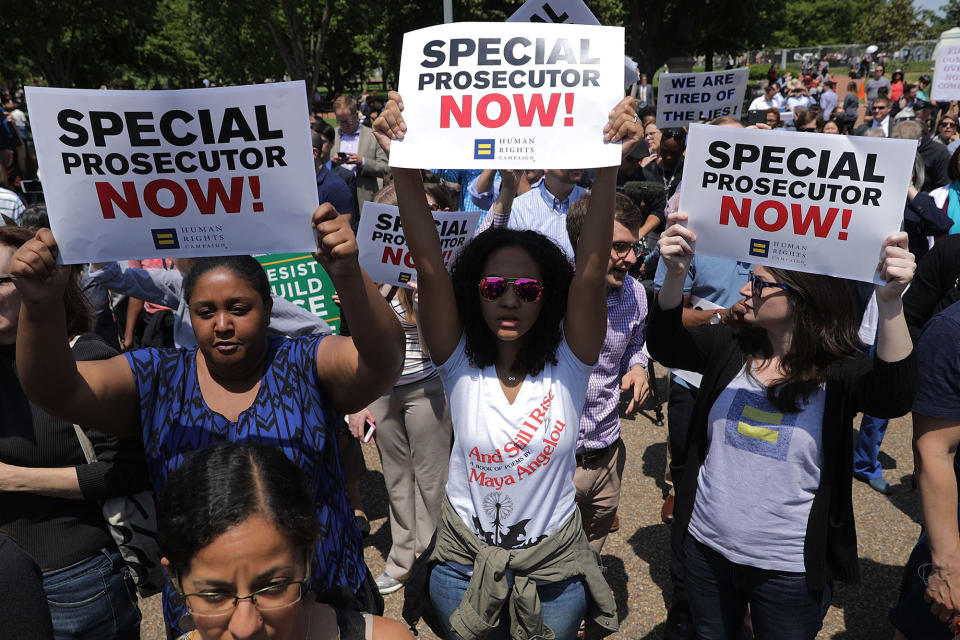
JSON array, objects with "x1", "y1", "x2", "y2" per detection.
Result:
[{"x1": 748, "y1": 84, "x2": 779, "y2": 112}]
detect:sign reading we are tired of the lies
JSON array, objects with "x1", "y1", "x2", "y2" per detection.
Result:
[{"x1": 26, "y1": 82, "x2": 318, "y2": 264}]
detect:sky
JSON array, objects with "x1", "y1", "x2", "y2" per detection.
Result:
[{"x1": 915, "y1": 0, "x2": 945, "y2": 14}]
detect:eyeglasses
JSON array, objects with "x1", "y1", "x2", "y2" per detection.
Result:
[
  {"x1": 942, "y1": 122, "x2": 957, "y2": 128},
  {"x1": 0, "y1": 276, "x2": 12, "y2": 284},
  {"x1": 749, "y1": 272, "x2": 791, "y2": 301},
  {"x1": 872, "y1": 106, "x2": 888, "y2": 111},
  {"x1": 478, "y1": 277, "x2": 544, "y2": 303},
  {"x1": 611, "y1": 241, "x2": 643, "y2": 259},
  {"x1": 181, "y1": 580, "x2": 307, "y2": 618}
]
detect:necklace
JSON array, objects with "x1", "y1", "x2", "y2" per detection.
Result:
[{"x1": 506, "y1": 375, "x2": 518, "y2": 383}]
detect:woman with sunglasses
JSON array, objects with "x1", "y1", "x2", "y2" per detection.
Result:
[
  {"x1": 936, "y1": 116, "x2": 959, "y2": 149},
  {"x1": 648, "y1": 211, "x2": 917, "y2": 639},
  {"x1": 372, "y1": 92, "x2": 638, "y2": 639},
  {"x1": 159, "y1": 441, "x2": 413, "y2": 640}
]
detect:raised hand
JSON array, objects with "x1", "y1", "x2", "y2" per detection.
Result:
[
  {"x1": 10, "y1": 229, "x2": 71, "y2": 306},
  {"x1": 874, "y1": 232, "x2": 915, "y2": 303},
  {"x1": 372, "y1": 91, "x2": 407, "y2": 154},
  {"x1": 311, "y1": 203, "x2": 359, "y2": 281},
  {"x1": 657, "y1": 211, "x2": 697, "y2": 277},
  {"x1": 603, "y1": 96, "x2": 643, "y2": 157}
]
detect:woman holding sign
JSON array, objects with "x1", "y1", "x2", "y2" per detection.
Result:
[
  {"x1": 649, "y1": 211, "x2": 917, "y2": 639},
  {"x1": 371, "y1": 92, "x2": 640, "y2": 640},
  {"x1": 8, "y1": 206, "x2": 405, "y2": 637}
]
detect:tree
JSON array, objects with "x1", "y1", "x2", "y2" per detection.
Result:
[
  {"x1": 768, "y1": 0, "x2": 870, "y2": 48},
  {"x1": 0, "y1": 0, "x2": 156, "y2": 88},
  {"x1": 853, "y1": 0, "x2": 935, "y2": 45}
]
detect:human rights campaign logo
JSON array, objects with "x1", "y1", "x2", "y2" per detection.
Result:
[
  {"x1": 474, "y1": 139, "x2": 495, "y2": 160},
  {"x1": 748, "y1": 238, "x2": 769, "y2": 258},
  {"x1": 398, "y1": 272, "x2": 412, "y2": 283},
  {"x1": 152, "y1": 228, "x2": 180, "y2": 250}
]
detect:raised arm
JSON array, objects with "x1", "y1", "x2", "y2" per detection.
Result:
[
  {"x1": 565, "y1": 96, "x2": 642, "y2": 364},
  {"x1": 373, "y1": 92, "x2": 461, "y2": 364},
  {"x1": 477, "y1": 169, "x2": 520, "y2": 233},
  {"x1": 311, "y1": 204, "x2": 404, "y2": 413},
  {"x1": 873, "y1": 232, "x2": 916, "y2": 364},
  {"x1": 12, "y1": 230, "x2": 141, "y2": 435}
]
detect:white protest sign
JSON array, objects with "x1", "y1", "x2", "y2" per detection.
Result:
[
  {"x1": 357, "y1": 202, "x2": 482, "y2": 288},
  {"x1": 26, "y1": 82, "x2": 318, "y2": 264},
  {"x1": 507, "y1": 0, "x2": 639, "y2": 88},
  {"x1": 679, "y1": 124, "x2": 915, "y2": 283},
  {"x1": 388, "y1": 22, "x2": 624, "y2": 169},
  {"x1": 656, "y1": 68, "x2": 750, "y2": 128},
  {"x1": 932, "y1": 43, "x2": 960, "y2": 101}
]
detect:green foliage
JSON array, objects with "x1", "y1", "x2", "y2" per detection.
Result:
[
  {"x1": 769, "y1": 0, "x2": 870, "y2": 47},
  {"x1": 853, "y1": 0, "x2": 938, "y2": 44}
]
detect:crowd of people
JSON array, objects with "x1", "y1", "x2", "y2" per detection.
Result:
[{"x1": 0, "y1": 51, "x2": 959, "y2": 640}]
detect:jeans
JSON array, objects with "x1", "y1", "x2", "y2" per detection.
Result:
[
  {"x1": 43, "y1": 548, "x2": 141, "y2": 640},
  {"x1": 683, "y1": 537, "x2": 831, "y2": 640},
  {"x1": 854, "y1": 342, "x2": 889, "y2": 480},
  {"x1": 429, "y1": 561, "x2": 587, "y2": 640}
]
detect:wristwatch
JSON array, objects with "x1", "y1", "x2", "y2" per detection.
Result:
[{"x1": 709, "y1": 311, "x2": 723, "y2": 325}]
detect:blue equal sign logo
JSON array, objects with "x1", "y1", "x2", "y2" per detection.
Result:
[
  {"x1": 748, "y1": 238, "x2": 769, "y2": 258},
  {"x1": 398, "y1": 272, "x2": 412, "y2": 283},
  {"x1": 151, "y1": 228, "x2": 180, "y2": 250},
  {"x1": 474, "y1": 139, "x2": 495, "y2": 159}
]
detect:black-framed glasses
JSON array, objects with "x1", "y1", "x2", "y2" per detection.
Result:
[
  {"x1": 872, "y1": 106, "x2": 887, "y2": 111},
  {"x1": 611, "y1": 241, "x2": 643, "y2": 259},
  {"x1": 181, "y1": 579, "x2": 307, "y2": 618},
  {"x1": 942, "y1": 121, "x2": 957, "y2": 128},
  {"x1": 749, "y1": 272, "x2": 791, "y2": 301},
  {"x1": 0, "y1": 276, "x2": 12, "y2": 284}
]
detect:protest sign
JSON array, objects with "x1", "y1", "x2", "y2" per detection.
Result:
[
  {"x1": 255, "y1": 253, "x2": 341, "y2": 334},
  {"x1": 932, "y1": 43, "x2": 960, "y2": 101},
  {"x1": 679, "y1": 124, "x2": 915, "y2": 283},
  {"x1": 507, "y1": 0, "x2": 640, "y2": 87},
  {"x1": 26, "y1": 82, "x2": 318, "y2": 264},
  {"x1": 357, "y1": 202, "x2": 481, "y2": 287},
  {"x1": 655, "y1": 68, "x2": 750, "y2": 128},
  {"x1": 388, "y1": 21, "x2": 624, "y2": 169}
]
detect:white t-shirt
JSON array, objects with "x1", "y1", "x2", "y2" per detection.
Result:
[
  {"x1": 748, "y1": 96, "x2": 777, "y2": 112},
  {"x1": 688, "y1": 364, "x2": 825, "y2": 572},
  {"x1": 438, "y1": 332, "x2": 593, "y2": 549}
]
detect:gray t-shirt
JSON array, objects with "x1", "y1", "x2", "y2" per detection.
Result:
[
  {"x1": 865, "y1": 77, "x2": 891, "y2": 102},
  {"x1": 688, "y1": 364, "x2": 826, "y2": 572}
]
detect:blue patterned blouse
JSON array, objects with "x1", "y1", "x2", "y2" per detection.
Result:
[{"x1": 125, "y1": 334, "x2": 366, "y2": 631}]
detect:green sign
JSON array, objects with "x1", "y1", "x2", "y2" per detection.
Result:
[{"x1": 255, "y1": 253, "x2": 341, "y2": 334}]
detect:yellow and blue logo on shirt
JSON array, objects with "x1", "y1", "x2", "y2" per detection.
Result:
[
  {"x1": 748, "y1": 238, "x2": 769, "y2": 258},
  {"x1": 151, "y1": 228, "x2": 180, "y2": 250},
  {"x1": 474, "y1": 139, "x2": 495, "y2": 160},
  {"x1": 724, "y1": 389, "x2": 796, "y2": 461}
]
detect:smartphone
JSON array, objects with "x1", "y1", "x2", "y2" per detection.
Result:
[
  {"x1": 20, "y1": 179, "x2": 42, "y2": 194},
  {"x1": 362, "y1": 418, "x2": 376, "y2": 443},
  {"x1": 747, "y1": 109, "x2": 767, "y2": 126},
  {"x1": 337, "y1": 152, "x2": 348, "y2": 160}
]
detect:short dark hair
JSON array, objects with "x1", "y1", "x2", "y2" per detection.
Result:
[
  {"x1": 18, "y1": 204, "x2": 49, "y2": 230},
  {"x1": 182, "y1": 255, "x2": 273, "y2": 310},
  {"x1": 661, "y1": 127, "x2": 687, "y2": 148},
  {"x1": 872, "y1": 97, "x2": 890, "y2": 108},
  {"x1": 451, "y1": 228, "x2": 573, "y2": 376},
  {"x1": 566, "y1": 192, "x2": 644, "y2": 251},
  {"x1": 157, "y1": 442, "x2": 319, "y2": 579}
]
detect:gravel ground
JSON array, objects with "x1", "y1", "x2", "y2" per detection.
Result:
[{"x1": 138, "y1": 365, "x2": 922, "y2": 639}]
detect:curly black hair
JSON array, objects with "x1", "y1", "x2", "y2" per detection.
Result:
[
  {"x1": 450, "y1": 227, "x2": 573, "y2": 376},
  {"x1": 157, "y1": 442, "x2": 319, "y2": 581}
]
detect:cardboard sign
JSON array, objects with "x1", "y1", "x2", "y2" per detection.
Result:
[
  {"x1": 655, "y1": 68, "x2": 750, "y2": 128},
  {"x1": 679, "y1": 124, "x2": 915, "y2": 283},
  {"x1": 388, "y1": 22, "x2": 624, "y2": 169},
  {"x1": 932, "y1": 43, "x2": 960, "y2": 101},
  {"x1": 507, "y1": 0, "x2": 639, "y2": 87},
  {"x1": 26, "y1": 83, "x2": 318, "y2": 264},
  {"x1": 357, "y1": 202, "x2": 481, "y2": 287},
  {"x1": 255, "y1": 253, "x2": 341, "y2": 334}
]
